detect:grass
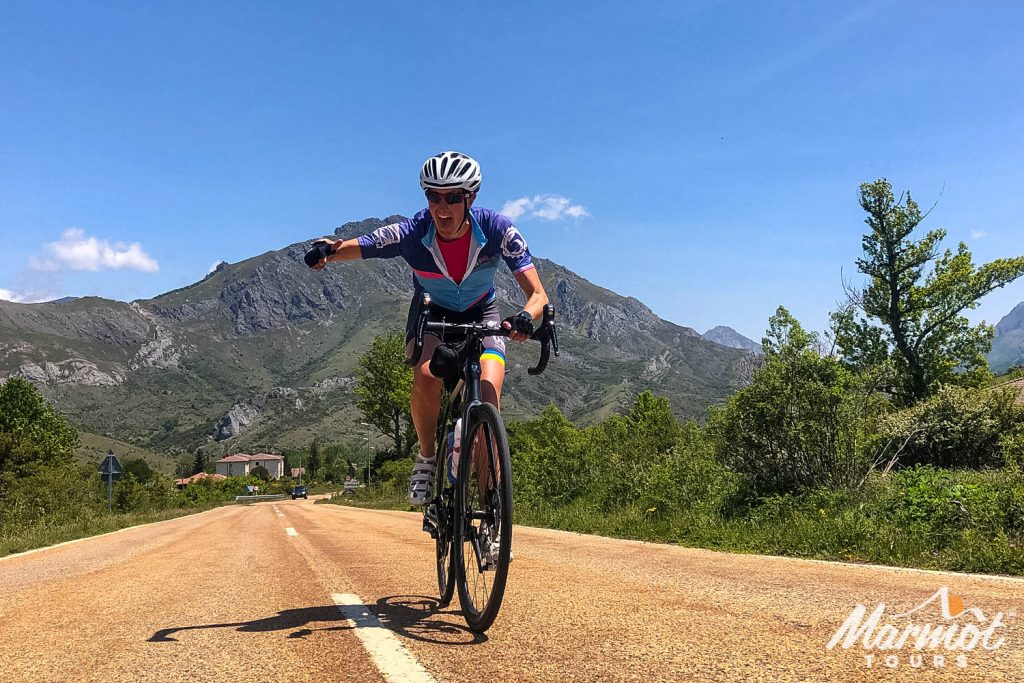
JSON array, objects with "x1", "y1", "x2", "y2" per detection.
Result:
[
  {"x1": 75, "y1": 431, "x2": 176, "y2": 473},
  {"x1": 316, "y1": 486, "x2": 411, "y2": 511},
  {"x1": 0, "y1": 503, "x2": 228, "y2": 558},
  {"x1": 511, "y1": 494, "x2": 1024, "y2": 576},
  {"x1": 320, "y1": 474, "x2": 1024, "y2": 577}
]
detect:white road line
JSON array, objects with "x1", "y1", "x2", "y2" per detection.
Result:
[
  {"x1": 285, "y1": 527, "x2": 298, "y2": 536},
  {"x1": 331, "y1": 593, "x2": 436, "y2": 683}
]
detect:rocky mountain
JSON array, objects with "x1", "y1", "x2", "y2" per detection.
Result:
[
  {"x1": 0, "y1": 217, "x2": 754, "y2": 465},
  {"x1": 989, "y1": 301, "x2": 1024, "y2": 374},
  {"x1": 702, "y1": 326, "x2": 762, "y2": 354}
]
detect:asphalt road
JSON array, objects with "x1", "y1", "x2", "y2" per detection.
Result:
[{"x1": 1, "y1": 499, "x2": 1021, "y2": 682}]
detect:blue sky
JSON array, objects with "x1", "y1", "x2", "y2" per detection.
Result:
[{"x1": 2, "y1": 1, "x2": 1023, "y2": 342}]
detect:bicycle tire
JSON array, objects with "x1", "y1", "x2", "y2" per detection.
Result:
[
  {"x1": 454, "y1": 402, "x2": 513, "y2": 633},
  {"x1": 433, "y1": 409, "x2": 457, "y2": 606}
]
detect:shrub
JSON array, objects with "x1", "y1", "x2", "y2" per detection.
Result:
[
  {"x1": 709, "y1": 308, "x2": 887, "y2": 497},
  {"x1": 113, "y1": 472, "x2": 150, "y2": 513},
  {"x1": 509, "y1": 404, "x2": 593, "y2": 507},
  {"x1": 0, "y1": 464, "x2": 103, "y2": 527},
  {"x1": 874, "y1": 385, "x2": 1024, "y2": 470},
  {"x1": 872, "y1": 466, "x2": 1021, "y2": 544},
  {"x1": 508, "y1": 396, "x2": 739, "y2": 518},
  {"x1": 377, "y1": 457, "x2": 412, "y2": 493}
]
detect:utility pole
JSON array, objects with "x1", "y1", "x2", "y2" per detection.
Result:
[{"x1": 360, "y1": 422, "x2": 372, "y2": 487}]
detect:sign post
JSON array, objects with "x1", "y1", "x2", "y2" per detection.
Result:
[{"x1": 98, "y1": 450, "x2": 122, "y2": 512}]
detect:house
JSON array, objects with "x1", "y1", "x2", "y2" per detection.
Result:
[
  {"x1": 214, "y1": 453, "x2": 285, "y2": 479},
  {"x1": 173, "y1": 472, "x2": 227, "y2": 488}
]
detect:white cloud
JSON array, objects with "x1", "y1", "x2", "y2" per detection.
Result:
[
  {"x1": 0, "y1": 287, "x2": 53, "y2": 304},
  {"x1": 500, "y1": 195, "x2": 590, "y2": 222},
  {"x1": 37, "y1": 228, "x2": 159, "y2": 272},
  {"x1": 970, "y1": 229, "x2": 987, "y2": 239},
  {"x1": 0, "y1": 288, "x2": 25, "y2": 303}
]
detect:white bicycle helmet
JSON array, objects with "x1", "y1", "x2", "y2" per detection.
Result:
[{"x1": 419, "y1": 151, "x2": 482, "y2": 193}]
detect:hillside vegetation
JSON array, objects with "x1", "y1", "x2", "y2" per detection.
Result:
[
  {"x1": 0, "y1": 377, "x2": 291, "y2": 555},
  {"x1": 330, "y1": 179, "x2": 1024, "y2": 576},
  {"x1": 6, "y1": 178, "x2": 1024, "y2": 571}
]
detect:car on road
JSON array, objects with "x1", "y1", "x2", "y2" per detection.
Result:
[{"x1": 291, "y1": 485, "x2": 308, "y2": 500}]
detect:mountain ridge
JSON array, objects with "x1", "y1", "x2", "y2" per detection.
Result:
[
  {"x1": 702, "y1": 326, "x2": 762, "y2": 354},
  {"x1": 0, "y1": 217, "x2": 755, "y2": 464},
  {"x1": 990, "y1": 301, "x2": 1024, "y2": 373}
]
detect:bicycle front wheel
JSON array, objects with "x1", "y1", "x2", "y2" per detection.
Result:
[{"x1": 454, "y1": 402, "x2": 513, "y2": 633}]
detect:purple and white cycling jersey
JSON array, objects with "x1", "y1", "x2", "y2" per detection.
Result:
[{"x1": 356, "y1": 207, "x2": 535, "y2": 313}]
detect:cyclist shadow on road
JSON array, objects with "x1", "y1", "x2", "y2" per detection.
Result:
[
  {"x1": 148, "y1": 606, "x2": 354, "y2": 643},
  {"x1": 147, "y1": 596, "x2": 483, "y2": 645},
  {"x1": 374, "y1": 595, "x2": 486, "y2": 645}
]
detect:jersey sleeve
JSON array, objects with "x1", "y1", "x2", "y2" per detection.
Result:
[
  {"x1": 496, "y1": 218, "x2": 534, "y2": 274},
  {"x1": 356, "y1": 219, "x2": 413, "y2": 260}
]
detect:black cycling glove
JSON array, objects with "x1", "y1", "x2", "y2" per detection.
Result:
[
  {"x1": 503, "y1": 310, "x2": 534, "y2": 336},
  {"x1": 303, "y1": 241, "x2": 335, "y2": 268}
]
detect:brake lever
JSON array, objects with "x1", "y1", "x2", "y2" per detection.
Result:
[
  {"x1": 527, "y1": 304, "x2": 557, "y2": 375},
  {"x1": 546, "y1": 305, "x2": 559, "y2": 357}
]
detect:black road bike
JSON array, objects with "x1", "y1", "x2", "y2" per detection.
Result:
[{"x1": 407, "y1": 293, "x2": 558, "y2": 633}]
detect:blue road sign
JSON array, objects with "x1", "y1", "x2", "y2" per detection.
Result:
[{"x1": 99, "y1": 452, "x2": 122, "y2": 482}]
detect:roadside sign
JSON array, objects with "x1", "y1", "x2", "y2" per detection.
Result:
[
  {"x1": 99, "y1": 450, "x2": 122, "y2": 512},
  {"x1": 99, "y1": 452, "x2": 122, "y2": 482}
]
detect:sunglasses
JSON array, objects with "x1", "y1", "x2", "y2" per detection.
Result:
[{"x1": 425, "y1": 189, "x2": 468, "y2": 205}]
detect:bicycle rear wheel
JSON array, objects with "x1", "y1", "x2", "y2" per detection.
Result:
[{"x1": 454, "y1": 402, "x2": 513, "y2": 633}]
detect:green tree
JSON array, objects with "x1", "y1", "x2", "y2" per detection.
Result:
[
  {"x1": 190, "y1": 449, "x2": 206, "y2": 476},
  {"x1": 122, "y1": 458, "x2": 156, "y2": 485},
  {"x1": 833, "y1": 178, "x2": 1024, "y2": 405},
  {"x1": 113, "y1": 471, "x2": 149, "y2": 513},
  {"x1": 711, "y1": 307, "x2": 887, "y2": 497},
  {"x1": 355, "y1": 332, "x2": 416, "y2": 459},
  {"x1": 509, "y1": 404, "x2": 591, "y2": 506},
  {"x1": 0, "y1": 377, "x2": 79, "y2": 479},
  {"x1": 320, "y1": 445, "x2": 336, "y2": 482},
  {"x1": 307, "y1": 439, "x2": 321, "y2": 480},
  {"x1": 175, "y1": 454, "x2": 192, "y2": 478},
  {"x1": 250, "y1": 464, "x2": 271, "y2": 481}
]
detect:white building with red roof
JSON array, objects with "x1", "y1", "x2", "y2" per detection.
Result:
[{"x1": 214, "y1": 453, "x2": 285, "y2": 479}]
